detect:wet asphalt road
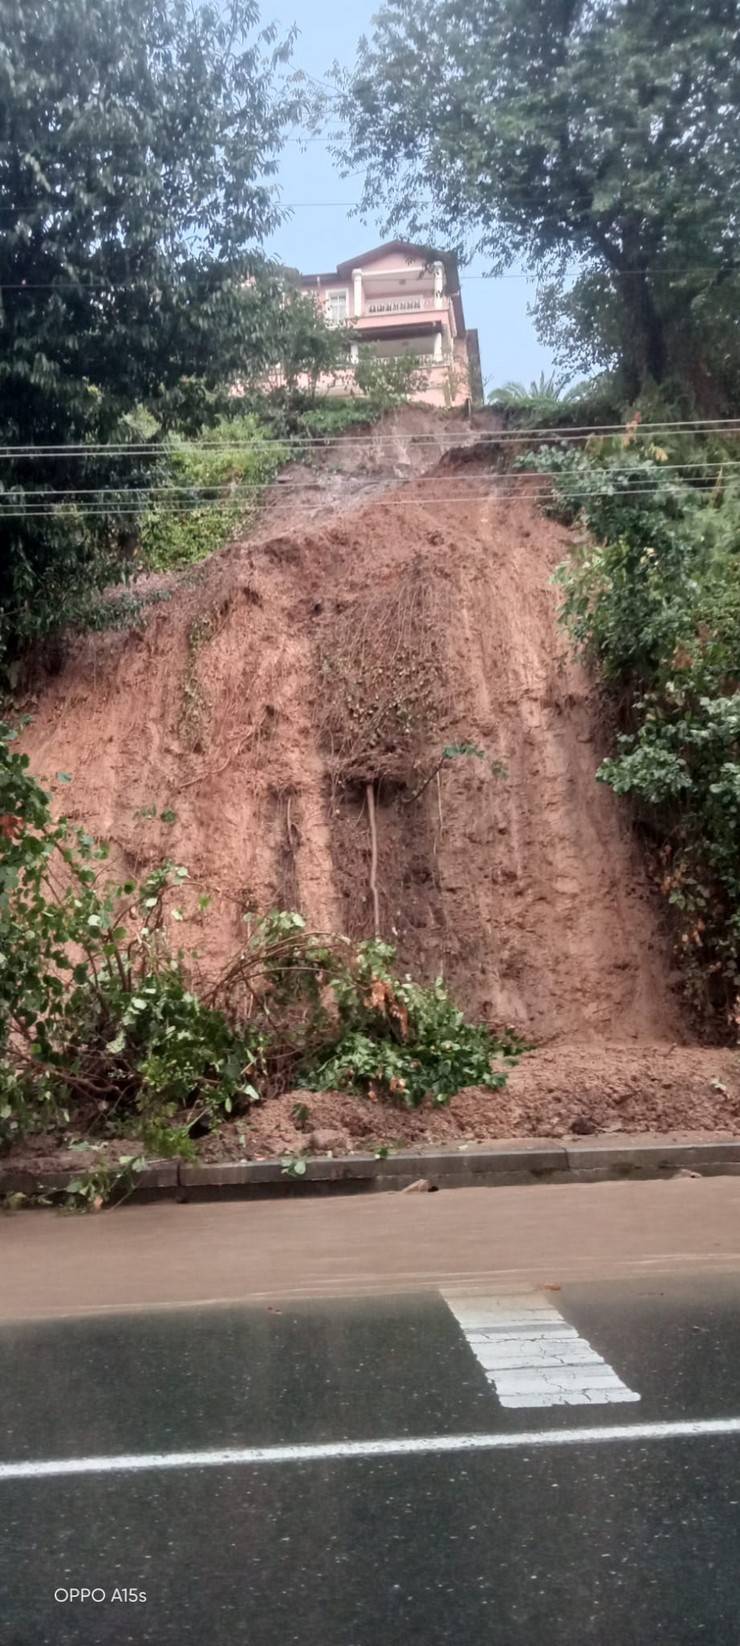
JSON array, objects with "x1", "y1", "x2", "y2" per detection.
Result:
[{"x1": 2, "y1": 1275, "x2": 740, "y2": 1644}]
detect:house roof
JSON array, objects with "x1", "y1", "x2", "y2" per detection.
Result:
[{"x1": 299, "y1": 240, "x2": 466, "y2": 336}]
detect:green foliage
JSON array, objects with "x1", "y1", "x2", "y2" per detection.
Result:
[
  {"x1": 62, "y1": 1157, "x2": 149, "y2": 1212},
  {"x1": 0, "y1": 736, "x2": 523, "y2": 1153},
  {"x1": 353, "y1": 349, "x2": 429, "y2": 412},
  {"x1": 291, "y1": 399, "x2": 377, "y2": 439},
  {"x1": 442, "y1": 742, "x2": 485, "y2": 761},
  {"x1": 0, "y1": 724, "x2": 259, "y2": 1145},
  {"x1": 536, "y1": 439, "x2": 740, "y2": 1024},
  {"x1": 281, "y1": 1154, "x2": 308, "y2": 1178},
  {"x1": 339, "y1": 0, "x2": 740, "y2": 408},
  {"x1": 488, "y1": 375, "x2": 589, "y2": 421},
  {"x1": 239, "y1": 390, "x2": 376, "y2": 443},
  {"x1": 78, "y1": 588, "x2": 173, "y2": 637},
  {"x1": 0, "y1": 0, "x2": 308, "y2": 669},
  {"x1": 139, "y1": 416, "x2": 286, "y2": 571},
  {"x1": 264, "y1": 290, "x2": 352, "y2": 394},
  {"x1": 305, "y1": 940, "x2": 524, "y2": 1108},
  {"x1": 404, "y1": 741, "x2": 502, "y2": 807}
]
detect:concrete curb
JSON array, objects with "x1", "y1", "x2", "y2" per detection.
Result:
[{"x1": 4, "y1": 1138, "x2": 740, "y2": 1204}]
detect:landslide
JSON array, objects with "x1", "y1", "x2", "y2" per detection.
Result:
[{"x1": 17, "y1": 409, "x2": 739, "y2": 1140}]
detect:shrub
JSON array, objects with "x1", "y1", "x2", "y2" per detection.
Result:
[
  {"x1": 139, "y1": 415, "x2": 286, "y2": 571},
  {"x1": 353, "y1": 349, "x2": 429, "y2": 412},
  {"x1": 0, "y1": 727, "x2": 256, "y2": 1146},
  {"x1": 305, "y1": 940, "x2": 523, "y2": 1107},
  {"x1": 528, "y1": 437, "x2": 740, "y2": 1026}
]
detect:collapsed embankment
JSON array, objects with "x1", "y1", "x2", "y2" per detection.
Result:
[{"x1": 16, "y1": 410, "x2": 740, "y2": 1144}]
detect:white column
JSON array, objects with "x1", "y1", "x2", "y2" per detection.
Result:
[
  {"x1": 433, "y1": 259, "x2": 445, "y2": 305},
  {"x1": 433, "y1": 328, "x2": 444, "y2": 363},
  {"x1": 352, "y1": 268, "x2": 363, "y2": 318},
  {"x1": 350, "y1": 341, "x2": 359, "y2": 364}
]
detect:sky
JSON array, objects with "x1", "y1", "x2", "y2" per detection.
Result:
[{"x1": 262, "y1": 0, "x2": 555, "y2": 394}]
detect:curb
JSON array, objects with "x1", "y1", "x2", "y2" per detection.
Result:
[{"x1": 4, "y1": 1138, "x2": 740, "y2": 1204}]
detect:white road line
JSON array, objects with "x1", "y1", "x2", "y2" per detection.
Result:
[
  {"x1": 2, "y1": 1419, "x2": 740, "y2": 1481},
  {"x1": 443, "y1": 1290, "x2": 640, "y2": 1408}
]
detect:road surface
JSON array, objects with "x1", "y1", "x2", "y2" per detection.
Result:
[{"x1": 2, "y1": 1180, "x2": 740, "y2": 1643}]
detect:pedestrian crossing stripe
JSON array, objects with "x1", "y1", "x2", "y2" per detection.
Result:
[{"x1": 442, "y1": 1289, "x2": 640, "y2": 1408}]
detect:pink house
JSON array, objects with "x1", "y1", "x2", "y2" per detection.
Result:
[{"x1": 298, "y1": 241, "x2": 483, "y2": 409}]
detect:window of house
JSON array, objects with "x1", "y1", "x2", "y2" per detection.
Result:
[{"x1": 326, "y1": 290, "x2": 348, "y2": 324}]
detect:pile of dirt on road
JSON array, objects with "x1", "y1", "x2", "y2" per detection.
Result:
[
  {"x1": 189, "y1": 1042, "x2": 740, "y2": 1161},
  {"x1": 14, "y1": 407, "x2": 738, "y2": 1154},
  {"x1": 10, "y1": 1043, "x2": 739, "y2": 1178}
]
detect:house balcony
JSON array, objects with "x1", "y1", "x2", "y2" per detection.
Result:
[
  {"x1": 350, "y1": 318, "x2": 452, "y2": 367},
  {"x1": 353, "y1": 304, "x2": 448, "y2": 331}
]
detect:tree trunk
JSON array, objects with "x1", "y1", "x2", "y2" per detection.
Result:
[{"x1": 619, "y1": 267, "x2": 667, "y2": 395}]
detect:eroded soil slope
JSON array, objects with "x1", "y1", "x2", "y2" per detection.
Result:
[{"x1": 18, "y1": 412, "x2": 737, "y2": 1136}]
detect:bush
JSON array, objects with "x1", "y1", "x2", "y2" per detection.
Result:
[
  {"x1": 353, "y1": 349, "x2": 429, "y2": 412},
  {"x1": 245, "y1": 390, "x2": 380, "y2": 442},
  {"x1": 527, "y1": 437, "x2": 740, "y2": 1026},
  {"x1": 211, "y1": 917, "x2": 525, "y2": 1108},
  {"x1": 306, "y1": 942, "x2": 522, "y2": 1107},
  {"x1": 0, "y1": 728, "x2": 255, "y2": 1145},
  {"x1": 139, "y1": 415, "x2": 286, "y2": 571}
]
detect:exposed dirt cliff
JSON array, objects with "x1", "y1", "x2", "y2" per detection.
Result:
[{"x1": 17, "y1": 409, "x2": 739, "y2": 1142}]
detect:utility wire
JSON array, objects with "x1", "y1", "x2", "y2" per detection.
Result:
[
  {"x1": 5, "y1": 459, "x2": 740, "y2": 501},
  {"x1": 2, "y1": 417, "x2": 740, "y2": 457},
  {"x1": 0, "y1": 263, "x2": 737, "y2": 289},
  {"x1": 0, "y1": 484, "x2": 730, "y2": 520},
  {"x1": 0, "y1": 197, "x2": 736, "y2": 228}
]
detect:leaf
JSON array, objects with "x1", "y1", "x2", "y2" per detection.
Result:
[{"x1": 56, "y1": 772, "x2": 72, "y2": 784}]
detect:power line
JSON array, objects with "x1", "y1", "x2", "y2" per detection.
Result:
[
  {"x1": 0, "y1": 483, "x2": 730, "y2": 520},
  {"x1": 1, "y1": 197, "x2": 734, "y2": 222},
  {"x1": 5, "y1": 458, "x2": 739, "y2": 502},
  {"x1": 1, "y1": 262, "x2": 737, "y2": 290},
  {"x1": 2, "y1": 416, "x2": 740, "y2": 457}
]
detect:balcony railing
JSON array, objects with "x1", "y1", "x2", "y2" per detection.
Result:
[
  {"x1": 363, "y1": 351, "x2": 452, "y2": 368},
  {"x1": 363, "y1": 295, "x2": 437, "y2": 315}
]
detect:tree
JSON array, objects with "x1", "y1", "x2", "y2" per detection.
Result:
[
  {"x1": 338, "y1": 0, "x2": 740, "y2": 406},
  {"x1": 0, "y1": 0, "x2": 308, "y2": 666},
  {"x1": 263, "y1": 289, "x2": 352, "y2": 395}
]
